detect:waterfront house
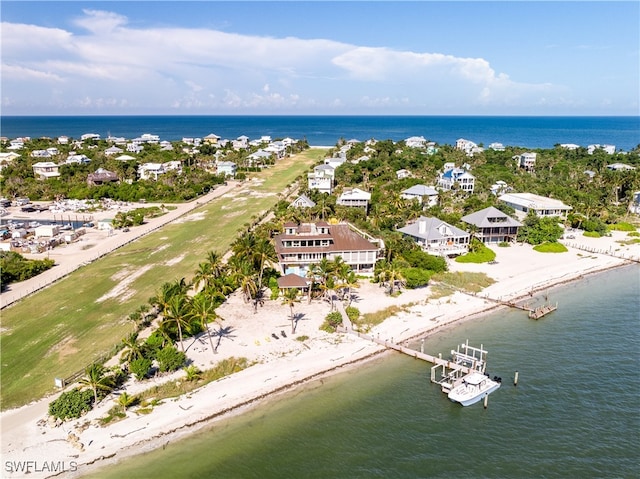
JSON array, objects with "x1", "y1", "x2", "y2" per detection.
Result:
[
  {"x1": 405, "y1": 136, "x2": 427, "y2": 148},
  {"x1": 489, "y1": 142, "x2": 505, "y2": 151},
  {"x1": 203, "y1": 133, "x2": 221, "y2": 145},
  {"x1": 498, "y1": 192, "x2": 572, "y2": 219},
  {"x1": 87, "y1": 168, "x2": 119, "y2": 186},
  {"x1": 290, "y1": 194, "x2": 316, "y2": 209},
  {"x1": 397, "y1": 216, "x2": 470, "y2": 257},
  {"x1": 57, "y1": 136, "x2": 69, "y2": 145},
  {"x1": 401, "y1": 184, "x2": 439, "y2": 206},
  {"x1": 273, "y1": 221, "x2": 382, "y2": 276},
  {"x1": 32, "y1": 162, "x2": 60, "y2": 179},
  {"x1": 336, "y1": 188, "x2": 371, "y2": 209},
  {"x1": 455, "y1": 138, "x2": 483, "y2": 156},
  {"x1": 588, "y1": 144, "x2": 616, "y2": 155},
  {"x1": 276, "y1": 273, "x2": 310, "y2": 294},
  {"x1": 461, "y1": 206, "x2": 522, "y2": 243}
]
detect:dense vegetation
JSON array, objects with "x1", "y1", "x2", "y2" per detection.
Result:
[
  {"x1": 0, "y1": 136, "x2": 308, "y2": 202},
  {"x1": 0, "y1": 251, "x2": 55, "y2": 288}
]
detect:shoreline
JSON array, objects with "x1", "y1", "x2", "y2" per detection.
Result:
[{"x1": 2, "y1": 230, "x2": 637, "y2": 478}]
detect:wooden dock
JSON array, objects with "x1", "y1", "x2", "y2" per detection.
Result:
[
  {"x1": 349, "y1": 331, "x2": 475, "y2": 375},
  {"x1": 528, "y1": 302, "x2": 558, "y2": 319}
]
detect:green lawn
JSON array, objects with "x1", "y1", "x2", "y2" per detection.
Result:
[{"x1": 0, "y1": 149, "x2": 325, "y2": 410}]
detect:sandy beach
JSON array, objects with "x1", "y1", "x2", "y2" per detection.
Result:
[{"x1": 1, "y1": 225, "x2": 638, "y2": 477}]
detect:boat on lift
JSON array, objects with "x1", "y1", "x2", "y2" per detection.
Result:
[{"x1": 447, "y1": 372, "x2": 501, "y2": 406}]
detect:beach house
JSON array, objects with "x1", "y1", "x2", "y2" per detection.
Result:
[
  {"x1": 498, "y1": 192, "x2": 572, "y2": 219},
  {"x1": 516, "y1": 152, "x2": 536, "y2": 172},
  {"x1": 32, "y1": 162, "x2": 60, "y2": 179},
  {"x1": 216, "y1": 161, "x2": 237, "y2": 178},
  {"x1": 336, "y1": 188, "x2": 371, "y2": 209},
  {"x1": 397, "y1": 216, "x2": 470, "y2": 257},
  {"x1": 461, "y1": 206, "x2": 522, "y2": 243},
  {"x1": 401, "y1": 184, "x2": 439, "y2": 206},
  {"x1": 273, "y1": 221, "x2": 382, "y2": 276},
  {"x1": 290, "y1": 194, "x2": 316, "y2": 209},
  {"x1": 87, "y1": 168, "x2": 119, "y2": 186},
  {"x1": 437, "y1": 167, "x2": 475, "y2": 193},
  {"x1": 308, "y1": 164, "x2": 335, "y2": 194}
]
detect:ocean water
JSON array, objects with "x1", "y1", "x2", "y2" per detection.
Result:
[
  {"x1": 2, "y1": 116, "x2": 639, "y2": 151},
  {"x1": 88, "y1": 265, "x2": 640, "y2": 479}
]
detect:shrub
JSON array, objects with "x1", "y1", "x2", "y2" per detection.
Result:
[
  {"x1": 320, "y1": 311, "x2": 343, "y2": 333},
  {"x1": 498, "y1": 241, "x2": 511, "y2": 247},
  {"x1": 130, "y1": 357, "x2": 152, "y2": 380},
  {"x1": 583, "y1": 231, "x2": 601, "y2": 238},
  {"x1": 345, "y1": 306, "x2": 360, "y2": 322},
  {"x1": 295, "y1": 335, "x2": 309, "y2": 342},
  {"x1": 533, "y1": 242, "x2": 568, "y2": 253},
  {"x1": 455, "y1": 243, "x2": 496, "y2": 263},
  {"x1": 48, "y1": 388, "x2": 94, "y2": 420},
  {"x1": 156, "y1": 346, "x2": 186, "y2": 373},
  {"x1": 143, "y1": 332, "x2": 165, "y2": 360},
  {"x1": 401, "y1": 249, "x2": 447, "y2": 272},
  {"x1": 609, "y1": 222, "x2": 636, "y2": 232},
  {"x1": 402, "y1": 267, "x2": 432, "y2": 289}
]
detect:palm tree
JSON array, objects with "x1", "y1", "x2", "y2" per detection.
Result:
[
  {"x1": 116, "y1": 392, "x2": 138, "y2": 413},
  {"x1": 282, "y1": 288, "x2": 301, "y2": 334},
  {"x1": 252, "y1": 238, "x2": 277, "y2": 311},
  {"x1": 120, "y1": 332, "x2": 144, "y2": 364},
  {"x1": 79, "y1": 364, "x2": 114, "y2": 404},
  {"x1": 189, "y1": 293, "x2": 219, "y2": 356},
  {"x1": 306, "y1": 264, "x2": 319, "y2": 304},
  {"x1": 335, "y1": 263, "x2": 359, "y2": 305},
  {"x1": 229, "y1": 258, "x2": 258, "y2": 304},
  {"x1": 163, "y1": 294, "x2": 192, "y2": 352}
]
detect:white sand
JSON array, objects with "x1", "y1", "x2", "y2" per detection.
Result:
[{"x1": 1, "y1": 230, "x2": 638, "y2": 478}]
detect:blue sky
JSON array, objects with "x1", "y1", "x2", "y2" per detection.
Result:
[{"x1": 1, "y1": 1, "x2": 638, "y2": 115}]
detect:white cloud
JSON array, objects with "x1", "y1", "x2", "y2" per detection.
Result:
[{"x1": 0, "y1": 9, "x2": 616, "y2": 114}]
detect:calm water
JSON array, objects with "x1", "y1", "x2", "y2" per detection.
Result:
[
  {"x1": 89, "y1": 265, "x2": 640, "y2": 479},
  {"x1": 2, "y1": 116, "x2": 639, "y2": 150}
]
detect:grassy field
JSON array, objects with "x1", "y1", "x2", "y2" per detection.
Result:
[{"x1": 0, "y1": 149, "x2": 325, "y2": 410}]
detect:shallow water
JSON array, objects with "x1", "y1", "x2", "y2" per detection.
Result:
[{"x1": 89, "y1": 265, "x2": 639, "y2": 479}]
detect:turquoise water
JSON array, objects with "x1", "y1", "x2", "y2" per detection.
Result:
[
  {"x1": 89, "y1": 265, "x2": 639, "y2": 479},
  {"x1": 2, "y1": 116, "x2": 639, "y2": 150}
]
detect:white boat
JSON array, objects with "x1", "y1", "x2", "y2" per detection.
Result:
[{"x1": 447, "y1": 372, "x2": 501, "y2": 406}]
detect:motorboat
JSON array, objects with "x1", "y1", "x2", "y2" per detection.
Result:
[{"x1": 447, "y1": 372, "x2": 501, "y2": 406}]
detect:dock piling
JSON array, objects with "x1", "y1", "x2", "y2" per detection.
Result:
[{"x1": 514, "y1": 371, "x2": 519, "y2": 386}]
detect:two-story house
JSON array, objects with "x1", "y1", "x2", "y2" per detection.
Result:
[
  {"x1": 437, "y1": 167, "x2": 475, "y2": 193},
  {"x1": 498, "y1": 193, "x2": 572, "y2": 219},
  {"x1": 32, "y1": 162, "x2": 60, "y2": 179},
  {"x1": 273, "y1": 221, "x2": 382, "y2": 276},
  {"x1": 397, "y1": 216, "x2": 470, "y2": 257},
  {"x1": 461, "y1": 206, "x2": 522, "y2": 243}
]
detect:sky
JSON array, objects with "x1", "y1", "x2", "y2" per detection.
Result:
[{"x1": 1, "y1": 1, "x2": 639, "y2": 116}]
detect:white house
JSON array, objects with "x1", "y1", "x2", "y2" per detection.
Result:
[
  {"x1": 308, "y1": 164, "x2": 335, "y2": 194},
  {"x1": 588, "y1": 144, "x2": 616, "y2": 155},
  {"x1": 32, "y1": 162, "x2": 60, "y2": 179},
  {"x1": 489, "y1": 142, "x2": 505, "y2": 151},
  {"x1": 397, "y1": 216, "x2": 470, "y2": 257},
  {"x1": 65, "y1": 154, "x2": 91, "y2": 165},
  {"x1": 401, "y1": 184, "x2": 439, "y2": 206},
  {"x1": 405, "y1": 136, "x2": 427, "y2": 148},
  {"x1": 498, "y1": 192, "x2": 572, "y2": 219},
  {"x1": 396, "y1": 169, "x2": 412, "y2": 180},
  {"x1": 336, "y1": 188, "x2": 371, "y2": 208},
  {"x1": 138, "y1": 163, "x2": 164, "y2": 181},
  {"x1": 290, "y1": 194, "x2": 316, "y2": 209},
  {"x1": 516, "y1": 152, "x2": 536, "y2": 172},
  {"x1": 437, "y1": 167, "x2": 475, "y2": 193},
  {"x1": 455, "y1": 138, "x2": 483, "y2": 156},
  {"x1": 629, "y1": 191, "x2": 640, "y2": 215},
  {"x1": 216, "y1": 161, "x2": 237, "y2": 177},
  {"x1": 606, "y1": 163, "x2": 635, "y2": 171},
  {"x1": 104, "y1": 146, "x2": 123, "y2": 156}
]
